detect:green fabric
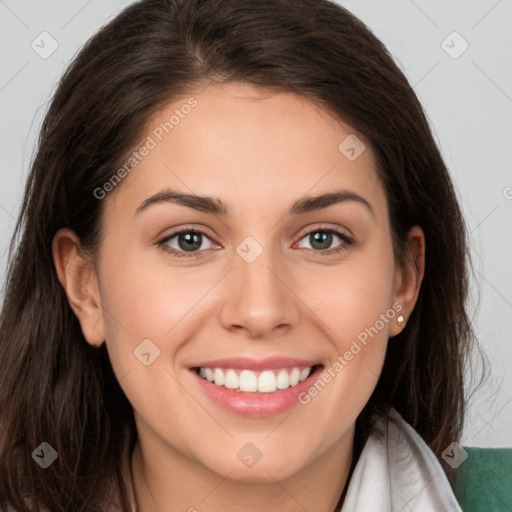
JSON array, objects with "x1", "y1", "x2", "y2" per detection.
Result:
[{"x1": 448, "y1": 447, "x2": 512, "y2": 511}]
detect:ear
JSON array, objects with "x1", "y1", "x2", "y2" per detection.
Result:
[
  {"x1": 389, "y1": 225, "x2": 425, "y2": 337},
  {"x1": 52, "y1": 227, "x2": 105, "y2": 347}
]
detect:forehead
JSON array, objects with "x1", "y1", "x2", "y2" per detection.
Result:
[{"x1": 104, "y1": 82, "x2": 387, "y2": 222}]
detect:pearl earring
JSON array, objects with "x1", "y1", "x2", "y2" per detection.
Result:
[{"x1": 397, "y1": 314, "x2": 405, "y2": 327}]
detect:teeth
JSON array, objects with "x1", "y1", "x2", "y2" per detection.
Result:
[
  {"x1": 276, "y1": 369, "x2": 290, "y2": 389},
  {"x1": 213, "y1": 368, "x2": 225, "y2": 386},
  {"x1": 224, "y1": 369, "x2": 238, "y2": 389},
  {"x1": 239, "y1": 370, "x2": 258, "y2": 392},
  {"x1": 300, "y1": 367, "x2": 311, "y2": 381},
  {"x1": 197, "y1": 366, "x2": 314, "y2": 393},
  {"x1": 258, "y1": 370, "x2": 276, "y2": 393},
  {"x1": 289, "y1": 367, "x2": 300, "y2": 386}
]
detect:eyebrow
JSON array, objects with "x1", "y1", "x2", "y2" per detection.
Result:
[{"x1": 134, "y1": 188, "x2": 375, "y2": 218}]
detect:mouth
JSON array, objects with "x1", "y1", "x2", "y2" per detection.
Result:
[
  {"x1": 189, "y1": 359, "x2": 325, "y2": 417},
  {"x1": 192, "y1": 364, "x2": 323, "y2": 393}
]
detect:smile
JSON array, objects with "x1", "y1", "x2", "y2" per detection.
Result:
[
  {"x1": 190, "y1": 358, "x2": 324, "y2": 417},
  {"x1": 196, "y1": 366, "x2": 313, "y2": 393}
]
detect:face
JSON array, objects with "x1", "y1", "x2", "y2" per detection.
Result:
[{"x1": 54, "y1": 82, "x2": 423, "y2": 484}]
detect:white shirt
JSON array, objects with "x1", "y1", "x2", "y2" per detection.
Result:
[{"x1": 340, "y1": 407, "x2": 463, "y2": 511}]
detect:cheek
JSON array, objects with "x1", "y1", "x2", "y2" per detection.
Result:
[
  {"x1": 97, "y1": 241, "x2": 213, "y2": 376},
  {"x1": 313, "y1": 241, "x2": 396, "y2": 345},
  {"x1": 97, "y1": 251, "x2": 210, "y2": 425},
  {"x1": 294, "y1": 244, "x2": 396, "y2": 450}
]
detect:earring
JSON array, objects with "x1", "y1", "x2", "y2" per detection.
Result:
[{"x1": 397, "y1": 314, "x2": 405, "y2": 327}]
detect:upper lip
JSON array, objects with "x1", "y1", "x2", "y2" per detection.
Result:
[{"x1": 191, "y1": 357, "x2": 322, "y2": 371}]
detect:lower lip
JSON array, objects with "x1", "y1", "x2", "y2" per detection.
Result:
[{"x1": 190, "y1": 366, "x2": 323, "y2": 417}]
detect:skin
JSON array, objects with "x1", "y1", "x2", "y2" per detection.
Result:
[{"x1": 53, "y1": 82, "x2": 425, "y2": 512}]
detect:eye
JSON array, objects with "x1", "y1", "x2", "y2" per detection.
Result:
[
  {"x1": 157, "y1": 226, "x2": 353, "y2": 259},
  {"x1": 296, "y1": 227, "x2": 353, "y2": 256},
  {"x1": 157, "y1": 229, "x2": 217, "y2": 258}
]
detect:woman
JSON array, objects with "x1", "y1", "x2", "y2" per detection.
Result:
[{"x1": 0, "y1": 0, "x2": 485, "y2": 510}]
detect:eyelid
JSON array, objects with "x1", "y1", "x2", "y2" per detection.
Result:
[
  {"x1": 299, "y1": 222, "x2": 355, "y2": 240},
  {"x1": 299, "y1": 224, "x2": 351, "y2": 238}
]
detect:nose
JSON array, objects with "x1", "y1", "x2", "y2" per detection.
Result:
[{"x1": 218, "y1": 242, "x2": 300, "y2": 340}]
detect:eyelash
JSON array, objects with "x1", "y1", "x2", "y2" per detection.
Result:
[{"x1": 157, "y1": 226, "x2": 354, "y2": 259}]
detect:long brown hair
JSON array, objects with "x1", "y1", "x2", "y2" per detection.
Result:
[{"x1": 0, "y1": 0, "x2": 487, "y2": 509}]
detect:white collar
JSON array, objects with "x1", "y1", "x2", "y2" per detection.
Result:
[{"x1": 340, "y1": 408, "x2": 462, "y2": 511}]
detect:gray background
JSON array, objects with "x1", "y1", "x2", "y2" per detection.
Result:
[{"x1": 0, "y1": 0, "x2": 510, "y2": 447}]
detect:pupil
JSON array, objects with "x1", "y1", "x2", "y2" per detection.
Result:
[
  {"x1": 311, "y1": 231, "x2": 331, "y2": 250},
  {"x1": 179, "y1": 232, "x2": 201, "y2": 251}
]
